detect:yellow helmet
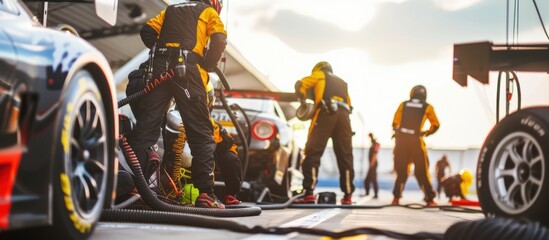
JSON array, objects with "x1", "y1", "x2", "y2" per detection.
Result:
[
  {"x1": 312, "y1": 61, "x2": 333, "y2": 73},
  {"x1": 459, "y1": 168, "x2": 473, "y2": 183},
  {"x1": 459, "y1": 168, "x2": 474, "y2": 195}
]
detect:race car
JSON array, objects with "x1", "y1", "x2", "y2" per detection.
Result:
[{"x1": 0, "y1": 0, "x2": 118, "y2": 239}]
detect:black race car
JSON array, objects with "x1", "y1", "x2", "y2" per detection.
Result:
[{"x1": 0, "y1": 1, "x2": 118, "y2": 239}]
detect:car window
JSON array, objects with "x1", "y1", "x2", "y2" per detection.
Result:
[{"x1": 0, "y1": 0, "x2": 19, "y2": 15}]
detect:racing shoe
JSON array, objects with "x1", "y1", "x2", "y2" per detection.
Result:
[
  {"x1": 391, "y1": 198, "x2": 400, "y2": 205},
  {"x1": 341, "y1": 194, "x2": 352, "y2": 205},
  {"x1": 222, "y1": 194, "x2": 241, "y2": 205},
  {"x1": 293, "y1": 193, "x2": 316, "y2": 204},
  {"x1": 426, "y1": 201, "x2": 437, "y2": 207},
  {"x1": 195, "y1": 193, "x2": 225, "y2": 209}
]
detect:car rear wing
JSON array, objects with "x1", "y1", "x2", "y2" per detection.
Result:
[
  {"x1": 23, "y1": 0, "x2": 118, "y2": 26},
  {"x1": 452, "y1": 41, "x2": 549, "y2": 87}
]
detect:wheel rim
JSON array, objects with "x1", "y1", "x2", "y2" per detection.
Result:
[
  {"x1": 488, "y1": 131, "x2": 545, "y2": 214},
  {"x1": 65, "y1": 91, "x2": 108, "y2": 219}
]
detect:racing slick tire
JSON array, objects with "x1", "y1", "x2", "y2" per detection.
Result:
[
  {"x1": 477, "y1": 107, "x2": 549, "y2": 226},
  {"x1": 50, "y1": 70, "x2": 115, "y2": 239}
]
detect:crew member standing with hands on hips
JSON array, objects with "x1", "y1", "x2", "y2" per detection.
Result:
[{"x1": 391, "y1": 85, "x2": 440, "y2": 206}]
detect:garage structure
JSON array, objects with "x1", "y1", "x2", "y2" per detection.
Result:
[{"x1": 25, "y1": 0, "x2": 278, "y2": 92}]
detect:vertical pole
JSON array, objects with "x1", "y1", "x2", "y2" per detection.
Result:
[{"x1": 36, "y1": 2, "x2": 49, "y2": 27}]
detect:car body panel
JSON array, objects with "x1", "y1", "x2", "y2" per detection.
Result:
[{"x1": 0, "y1": 0, "x2": 118, "y2": 232}]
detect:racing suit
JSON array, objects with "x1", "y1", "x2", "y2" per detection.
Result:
[
  {"x1": 211, "y1": 119, "x2": 242, "y2": 196},
  {"x1": 295, "y1": 69, "x2": 355, "y2": 197},
  {"x1": 392, "y1": 98, "x2": 440, "y2": 203},
  {"x1": 130, "y1": 1, "x2": 227, "y2": 194}
]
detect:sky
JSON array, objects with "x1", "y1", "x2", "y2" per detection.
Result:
[{"x1": 218, "y1": 0, "x2": 549, "y2": 150}]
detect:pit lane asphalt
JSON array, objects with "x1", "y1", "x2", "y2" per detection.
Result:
[{"x1": 92, "y1": 187, "x2": 484, "y2": 240}]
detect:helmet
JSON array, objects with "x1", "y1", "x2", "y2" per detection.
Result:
[
  {"x1": 410, "y1": 85, "x2": 427, "y2": 102},
  {"x1": 296, "y1": 102, "x2": 316, "y2": 121},
  {"x1": 459, "y1": 168, "x2": 474, "y2": 195},
  {"x1": 206, "y1": 80, "x2": 215, "y2": 109},
  {"x1": 203, "y1": 0, "x2": 223, "y2": 14},
  {"x1": 459, "y1": 168, "x2": 473, "y2": 183},
  {"x1": 312, "y1": 61, "x2": 333, "y2": 73}
]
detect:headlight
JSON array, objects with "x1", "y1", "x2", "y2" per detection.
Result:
[{"x1": 252, "y1": 120, "x2": 276, "y2": 140}]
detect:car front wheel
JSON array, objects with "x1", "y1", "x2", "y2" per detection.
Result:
[{"x1": 51, "y1": 70, "x2": 113, "y2": 239}]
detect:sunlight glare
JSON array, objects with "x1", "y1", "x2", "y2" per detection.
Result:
[{"x1": 432, "y1": 0, "x2": 483, "y2": 11}]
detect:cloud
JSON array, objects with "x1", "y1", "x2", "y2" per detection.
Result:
[
  {"x1": 248, "y1": 0, "x2": 516, "y2": 65},
  {"x1": 273, "y1": 0, "x2": 375, "y2": 32}
]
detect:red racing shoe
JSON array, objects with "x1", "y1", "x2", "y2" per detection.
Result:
[
  {"x1": 293, "y1": 193, "x2": 316, "y2": 204},
  {"x1": 341, "y1": 194, "x2": 352, "y2": 205},
  {"x1": 195, "y1": 193, "x2": 225, "y2": 209},
  {"x1": 222, "y1": 194, "x2": 241, "y2": 205}
]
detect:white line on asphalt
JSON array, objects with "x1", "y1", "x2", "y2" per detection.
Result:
[{"x1": 241, "y1": 209, "x2": 342, "y2": 240}]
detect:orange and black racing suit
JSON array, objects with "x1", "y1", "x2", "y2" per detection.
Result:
[
  {"x1": 211, "y1": 119, "x2": 242, "y2": 195},
  {"x1": 392, "y1": 98, "x2": 439, "y2": 202},
  {"x1": 130, "y1": 1, "x2": 227, "y2": 194},
  {"x1": 295, "y1": 69, "x2": 355, "y2": 196}
]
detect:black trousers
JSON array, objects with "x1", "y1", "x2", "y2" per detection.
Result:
[
  {"x1": 214, "y1": 147, "x2": 242, "y2": 195},
  {"x1": 129, "y1": 53, "x2": 216, "y2": 193},
  {"x1": 302, "y1": 108, "x2": 354, "y2": 195},
  {"x1": 392, "y1": 134, "x2": 436, "y2": 202},
  {"x1": 436, "y1": 176, "x2": 444, "y2": 195},
  {"x1": 364, "y1": 162, "x2": 378, "y2": 195}
]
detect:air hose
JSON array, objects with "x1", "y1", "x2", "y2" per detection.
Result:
[
  {"x1": 229, "y1": 103, "x2": 252, "y2": 149},
  {"x1": 105, "y1": 196, "x2": 544, "y2": 240},
  {"x1": 118, "y1": 69, "x2": 175, "y2": 108},
  {"x1": 116, "y1": 135, "x2": 261, "y2": 217},
  {"x1": 495, "y1": 70, "x2": 522, "y2": 122},
  {"x1": 445, "y1": 217, "x2": 549, "y2": 240},
  {"x1": 100, "y1": 207, "x2": 445, "y2": 239},
  {"x1": 289, "y1": 202, "x2": 483, "y2": 213},
  {"x1": 214, "y1": 68, "x2": 251, "y2": 184}
]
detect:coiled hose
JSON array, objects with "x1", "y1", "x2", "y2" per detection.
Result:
[
  {"x1": 118, "y1": 69, "x2": 175, "y2": 108},
  {"x1": 107, "y1": 135, "x2": 261, "y2": 217}
]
